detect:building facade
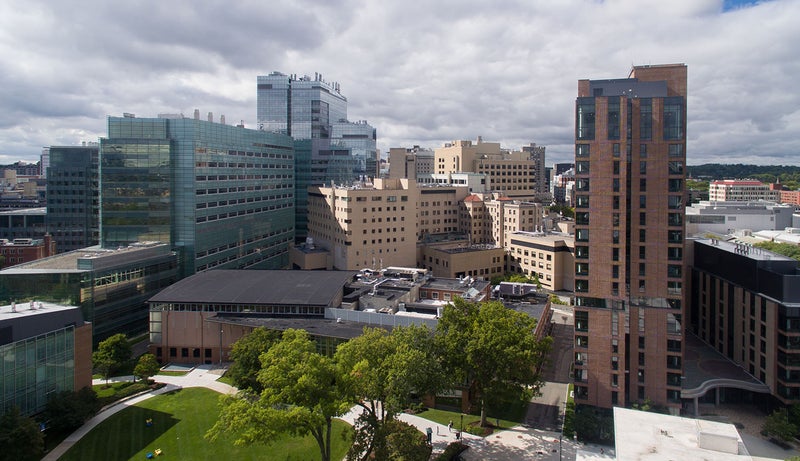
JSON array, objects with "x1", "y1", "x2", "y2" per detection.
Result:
[
  {"x1": 0, "y1": 303, "x2": 92, "y2": 416},
  {"x1": 573, "y1": 64, "x2": 688, "y2": 411},
  {"x1": 709, "y1": 180, "x2": 780, "y2": 202},
  {"x1": 506, "y1": 231, "x2": 575, "y2": 291},
  {"x1": 101, "y1": 115, "x2": 295, "y2": 277},
  {"x1": 690, "y1": 238, "x2": 800, "y2": 404},
  {"x1": 685, "y1": 200, "x2": 795, "y2": 236},
  {"x1": 45, "y1": 145, "x2": 99, "y2": 252},
  {"x1": 0, "y1": 236, "x2": 56, "y2": 268}
]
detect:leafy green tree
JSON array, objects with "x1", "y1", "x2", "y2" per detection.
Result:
[
  {"x1": 374, "y1": 419, "x2": 432, "y2": 461},
  {"x1": 227, "y1": 327, "x2": 279, "y2": 392},
  {"x1": 207, "y1": 329, "x2": 351, "y2": 461},
  {"x1": 92, "y1": 333, "x2": 131, "y2": 384},
  {"x1": 44, "y1": 387, "x2": 101, "y2": 433},
  {"x1": 0, "y1": 407, "x2": 44, "y2": 461},
  {"x1": 335, "y1": 326, "x2": 444, "y2": 461},
  {"x1": 436, "y1": 298, "x2": 552, "y2": 427},
  {"x1": 764, "y1": 408, "x2": 798, "y2": 442},
  {"x1": 134, "y1": 353, "x2": 161, "y2": 383}
]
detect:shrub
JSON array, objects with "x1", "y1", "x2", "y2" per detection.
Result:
[{"x1": 433, "y1": 442, "x2": 468, "y2": 461}]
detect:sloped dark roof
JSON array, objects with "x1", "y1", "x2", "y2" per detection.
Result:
[{"x1": 148, "y1": 270, "x2": 357, "y2": 306}]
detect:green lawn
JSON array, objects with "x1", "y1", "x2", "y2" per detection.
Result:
[
  {"x1": 416, "y1": 407, "x2": 522, "y2": 434},
  {"x1": 59, "y1": 387, "x2": 352, "y2": 461}
]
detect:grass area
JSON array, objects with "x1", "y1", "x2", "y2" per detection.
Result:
[
  {"x1": 156, "y1": 370, "x2": 189, "y2": 376},
  {"x1": 59, "y1": 387, "x2": 352, "y2": 461},
  {"x1": 417, "y1": 407, "x2": 522, "y2": 435},
  {"x1": 216, "y1": 373, "x2": 235, "y2": 387}
]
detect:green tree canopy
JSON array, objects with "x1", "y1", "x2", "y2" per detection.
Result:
[
  {"x1": 334, "y1": 325, "x2": 444, "y2": 461},
  {"x1": 0, "y1": 407, "x2": 44, "y2": 461},
  {"x1": 207, "y1": 329, "x2": 351, "y2": 461},
  {"x1": 436, "y1": 298, "x2": 552, "y2": 427},
  {"x1": 44, "y1": 387, "x2": 101, "y2": 433},
  {"x1": 92, "y1": 333, "x2": 132, "y2": 384},
  {"x1": 134, "y1": 353, "x2": 161, "y2": 382},
  {"x1": 764, "y1": 408, "x2": 798, "y2": 442},
  {"x1": 226, "y1": 327, "x2": 279, "y2": 393}
]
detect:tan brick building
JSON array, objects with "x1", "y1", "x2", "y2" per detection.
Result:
[
  {"x1": 506, "y1": 231, "x2": 574, "y2": 291},
  {"x1": 435, "y1": 138, "x2": 545, "y2": 199},
  {"x1": 573, "y1": 64, "x2": 687, "y2": 411}
]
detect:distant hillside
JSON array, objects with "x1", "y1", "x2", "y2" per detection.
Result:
[{"x1": 687, "y1": 164, "x2": 800, "y2": 186}]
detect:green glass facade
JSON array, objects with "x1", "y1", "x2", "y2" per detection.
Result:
[
  {"x1": 46, "y1": 146, "x2": 100, "y2": 253},
  {"x1": 101, "y1": 117, "x2": 296, "y2": 277},
  {"x1": 1, "y1": 325, "x2": 75, "y2": 416}
]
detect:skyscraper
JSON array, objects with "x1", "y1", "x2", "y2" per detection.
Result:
[
  {"x1": 572, "y1": 64, "x2": 687, "y2": 411},
  {"x1": 257, "y1": 72, "x2": 377, "y2": 239},
  {"x1": 100, "y1": 114, "x2": 295, "y2": 277},
  {"x1": 45, "y1": 145, "x2": 99, "y2": 252}
]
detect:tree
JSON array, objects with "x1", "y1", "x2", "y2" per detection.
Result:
[
  {"x1": 92, "y1": 333, "x2": 131, "y2": 384},
  {"x1": 764, "y1": 408, "x2": 798, "y2": 442},
  {"x1": 335, "y1": 326, "x2": 444, "y2": 461},
  {"x1": 134, "y1": 353, "x2": 161, "y2": 383},
  {"x1": 207, "y1": 329, "x2": 351, "y2": 461},
  {"x1": 44, "y1": 387, "x2": 101, "y2": 433},
  {"x1": 374, "y1": 419, "x2": 431, "y2": 461},
  {"x1": 227, "y1": 327, "x2": 279, "y2": 392},
  {"x1": 436, "y1": 298, "x2": 552, "y2": 427},
  {"x1": 0, "y1": 407, "x2": 44, "y2": 461}
]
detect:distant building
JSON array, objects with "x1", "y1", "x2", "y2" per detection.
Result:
[
  {"x1": 0, "y1": 302, "x2": 92, "y2": 417},
  {"x1": 0, "y1": 235, "x2": 56, "y2": 268},
  {"x1": 0, "y1": 208, "x2": 47, "y2": 240},
  {"x1": 388, "y1": 146, "x2": 435, "y2": 179},
  {"x1": 101, "y1": 114, "x2": 295, "y2": 277},
  {"x1": 0, "y1": 242, "x2": 177, "y2": 344},
  {"x1": 780, "y1": 189, "x2": 800, "y2": 206},
  {"x1": 434, "y1": 138, "x2": 547, "y2": 200},
  {"x1": 257, "y1": 72, "x2": 376, "y2": 239},
  {"x1": 685, "y1": 200, "x2": 795, "y2": 236},
  {"x1": 709, "y1": 180, "x2": 780, "y2": 202},
  {"x1": 45, "y1": 145, "x2": 99, "y2": 252},
  {"x1": 418, "y1": 243, "x2": 504, "y2": 279}
]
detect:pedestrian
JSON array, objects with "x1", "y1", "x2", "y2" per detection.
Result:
[{"x1": 448, "y1": 420, "x2": 453, "y2": 432}]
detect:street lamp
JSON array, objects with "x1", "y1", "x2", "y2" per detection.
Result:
[
  {"x1": 460, "y1": 413, "x2": 464, "y2": 434},
  {"x1": 219, "y1": 329, "x2": 223, "y2": 364}
]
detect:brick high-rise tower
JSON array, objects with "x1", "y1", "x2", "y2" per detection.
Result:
[{"x1": 572, "y1": 64, "x2": 687, "y2": 411}]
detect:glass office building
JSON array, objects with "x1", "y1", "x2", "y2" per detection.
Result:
[
  {"x1": 101, "y1": 115, "x2": 296, "y2": 277},
  {"x1": 257, "y1": 72, "x2": 376, "y2": 239},
  {"x1": 0, "y1": 303, "x2": 92, "y2": 416},
  {"x1": 46, "y1": 145, "x2": 100, "y2": 253}
]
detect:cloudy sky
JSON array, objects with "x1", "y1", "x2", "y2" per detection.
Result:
[{"x1": 0, "y1": 0, "x2": 797, "y2": 166}]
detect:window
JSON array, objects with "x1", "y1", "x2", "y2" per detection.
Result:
[
  {"x1": 576, "y1": 335, "x2": 589, "y2": 348},
  {"x1": 669, "y1": 161, "x2": 683, "y2": 175},
  {"x1": 613, "y1": 230, "x2": 620, "y2": 244},
  {"x1": 611, "y1": 356, "x2": 619, "y2": 370},
  {"x1": 576, "y1": 144, "x2": 590, "y2": 157},
  {"x1": 613, "y1": 178, "x2": 620, "y2": 192},
  {"x1": 576, "y1": 99, "x2": 596, "y2": 140},
  {"x1": 613, "y1": 161, "x2": 620, "y2": 175},
  {"x1": 668, "y1": 230, "x2": 683, "y2": 243},
  {"x1": 669, "y1": 144, "x2": 684, "y2": 157},
  {"x1": 576, "y1": 229, "x2": 589, "y2": 242},
  {"x1": 640, "y1": 144, "x2": 647, "y2": 157},
  {"x1": 663, "y1": 97, "x2": 684, "y2": 140},
  {"x1": 668, "y1": 264, "x2": 682, "y2": 277},
  {"x1": 575, "y1": 280, "x2": 589, "y2": 292},
  {"x1": 576, "y1": 195, "x2": 589, "y2": 208},
  {"x1": 575, "y1": 262, "x2": 589, "y2": 276},
  {"x1": 640, "y1": 178, "x2": 646, "y2": 192},
  {"x1": 612, "y1": 247, "x2": 619, "y2": 261},
  {"x1": 639, "y1": 229, "x2": 646, "y2": 243},
  {"x1": 667, "y1": 355, "x2": 681, "y2": 369},
  {"x1": 613, "y1": 143, "x2": 620, "y2": 157},
  {"x1": 668, "y1": 195, "x2": 683, "y2": 209},
  {"x1": 575, "y1": 311, "x2": 589, "y2": 332},
  {"x1": 612, "y1": 265, "x2": 619, "y2": 279},
  {"x1": 639, "y1": 98, "x2": 652, "y2": 140},
  {"x1": 613, "y1": 195, "x2": 620, "y2": 209},
  {"x1": 576, "y1": 178, "x2": 590, "y2": 192},
  {"x1": 576, "y1": 212, "x2": 589, "y2": 225},
  {"x1": 576, "y1": 246, "x2": 589, "y2": 259},
  {"x1": 608, "y1": 100, "x2": 620, "y2": 139},
  {"x1": 576, "y1": 161, "x2": 590, "y2": 174},
  {"x1": 667, "y1": 339, "x2": 681, "y2": 352}
]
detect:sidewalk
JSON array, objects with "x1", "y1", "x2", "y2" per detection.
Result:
[{"x1": 43, "y1": 364, "x2": 236, "y2": 461}]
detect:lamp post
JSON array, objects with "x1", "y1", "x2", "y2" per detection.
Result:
[
  {"x1": 460, "y1": 413, "x2": 464, "y2": 434},
  {"x1": 219, "y1": 329, "x2": 223, "y2": 364}
]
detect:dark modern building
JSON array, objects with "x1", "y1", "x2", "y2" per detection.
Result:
[
  {"x1": 45, "y1": 145, "x2": 99, "y2": 252},
  {"x1": 572, "y1": 64, "x2": 688, "y2": 411},
  {"x1": 688, "y1": 238, "x2": 800, "y2": 406},
  {"x1": 100, "y1": 114, "x2": 296, "y2": 277},
  {"x1": 0, "y1": 302, "x2": 92, "y2": 416},
  {"x1": 0, "y1": 208, "x2": 47, "y2": 240},
  {"x1": 0, "y1": 242, "x2": 177, "y2": 345}
]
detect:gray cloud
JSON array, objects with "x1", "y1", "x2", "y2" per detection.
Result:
[{"x1": 0, "y1": 0, "x2": 796, "y2": 166}]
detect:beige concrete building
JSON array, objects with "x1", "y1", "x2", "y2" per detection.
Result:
[
  {"x1": 709, "y1": 180, "x2": 780, "y2": 202},
  {"x1": 506, "y1": 231, "x2": 574, "y2": 291},
  {"x1": 419, "y1": 242, "x2": 505, "y2": 279},
  {"x1": 417, "y1": 185, "x2": 470, "y2": 241},
  {"x1": 307, "y1": 178, "x2": 419, "y2": 270},
  {"x1": 388, "y1": 146, "x2": 434, "y2": 179},
  {"x1": 434, "y1": 138, "x2": 546, "y2": 199}
]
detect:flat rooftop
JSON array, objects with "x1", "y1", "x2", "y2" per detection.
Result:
[
  {"x1": 207, "y1": 315, "x2": 388, "y2": 340},
  {"x1": 613, "y1": 407, "x2": 751, "y2": 460},
  {"x1": 436, "y1": 244, "x2": 501, "y2": 254},
  {"x1": 149, "y1": 270, "x2": 357, "y2": 306},
  {"x1": 0, "y1": 207, "x2": 46, "y2": 216},
  {"x1": 1, "y1": 242, "x2": 170, "y2": 273},
  {"x1": 700, "y1": 238, "x2": 795, "y2": 263}
]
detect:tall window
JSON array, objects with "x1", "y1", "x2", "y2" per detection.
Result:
[
  {"x1": 663, "y1": 97, "x2": 684, "y2": 140},
  {"x1": 576, "y1": 98, "x2": 596, "y2": 140},
  {"x1": 639, "y1": 99, "x2": 652, "y2": 140},
  {"x1": 607, "y1": 100, "x2": 620, "y2": 140}
]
